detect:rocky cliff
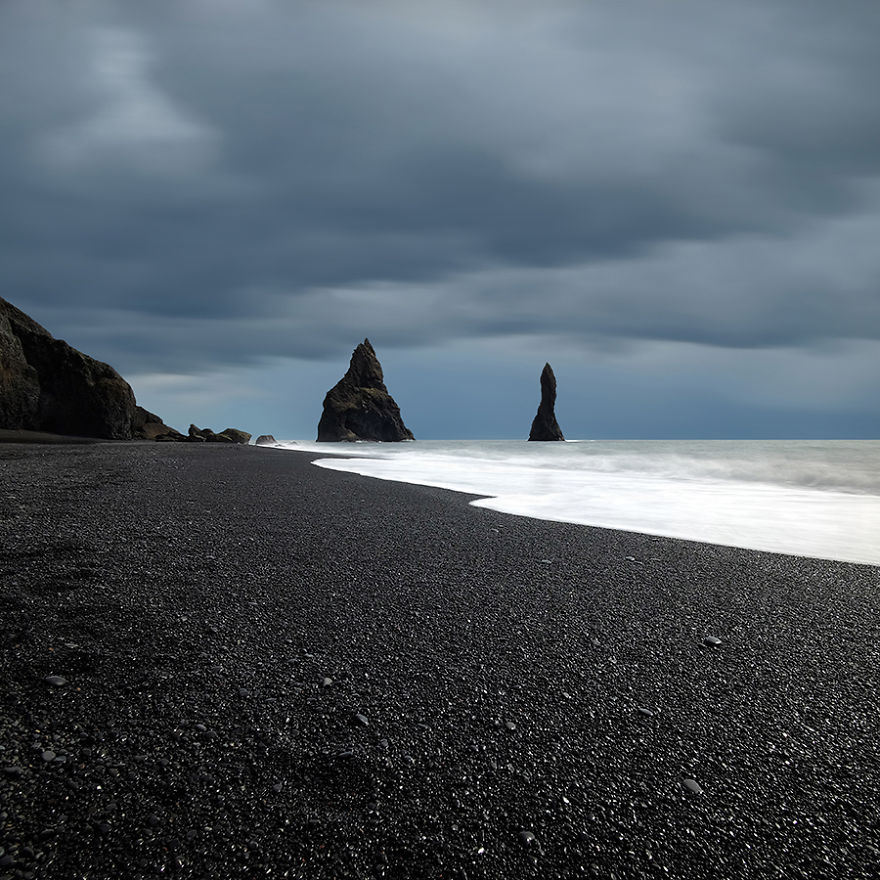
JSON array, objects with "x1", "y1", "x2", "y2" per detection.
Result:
[
  {"x1": 317, "y1": 339, "x2": 414, "y2": 442},
  {"x1": 528, "y1": 363, "x2": 565, "y2": 441},
  {"x1": 0, "y1": 297, "x2": 138, "y2": 439}
]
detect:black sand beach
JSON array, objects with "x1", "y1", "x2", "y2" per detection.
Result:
[{"x1": 1, "y1": 443, "x2": 878, "y2": 879}]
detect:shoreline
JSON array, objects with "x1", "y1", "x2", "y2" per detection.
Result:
[
  {"x1": 306, "y1": 439, "x2": 880, "y2": 569},
  {"x1": 1, "y1": 443, "x2": 878, "y2": 878}
]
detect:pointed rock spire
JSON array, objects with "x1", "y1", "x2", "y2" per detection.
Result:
[
  {"x1": 317, "y1": 339, "x2": 414, "y2": 442},
  {"x1": 528, "y1": 363, "x2": 565, "y2": 441}
]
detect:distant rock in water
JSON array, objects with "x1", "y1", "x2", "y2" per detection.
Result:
[
  {"x1": 528, "y1": 363, "x2": 565, "y2": 441},
  {"x1": 317, "y1": 339, "x2": 414, "y2": 442},
  {"x1": 255, "y1": 435, "x2": 279, "y2": 447},
  {"x1": 1, "y1": 296, "x2": 137, "y2": 439}
]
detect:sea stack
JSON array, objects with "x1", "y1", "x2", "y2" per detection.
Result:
[
  {"x1": 528, "y1": 363, "x2": 565, "y2": 441},
  {"x1": 317, "y1": 339, "x2": 414, "y2": 442}
]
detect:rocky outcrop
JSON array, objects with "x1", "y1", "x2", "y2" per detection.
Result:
[
  {"x1": 317, "y1": 339, "x2": 414, "y2": 442},
  {"x1": 133, "y1": 406, "x2": 185, "y2": 442},
  {"x1": 528, "y1": 363, "x2": 565, "y2": 441},
  {"x1": 1, "y1": 296, "x2": 137, "y2": 439},
  {"x1": 188, "y1": 424, "x2": 251, "y2": 445},
  {"x1": 218, "y1": 428, "x2": 252, "y2": 445},
  {"x1": 255, "y1": 435, "x2": 279, "y2": 447}
]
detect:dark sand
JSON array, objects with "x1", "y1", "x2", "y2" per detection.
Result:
[{"x1": 0, "y1": 443, "x2": 878, "y2": 879}]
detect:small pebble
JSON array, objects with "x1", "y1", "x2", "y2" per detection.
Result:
[
  {"x1": 352, "y1": 713, "x2": 369, "y2": 727},
  {"x1": 519, "y1": 830, "x2": 538, "y2": 847},
  {"x1": 683, "y1": 778, "x2": 704, "y2": 794},
  {"x1": 703, "y1": 636, "x2": 722, "y2": 647},
  {"x1": 44, "y1": 675, "x2": 68, "y2": 687},
  {"x1": 41, "y1": 751, "x2": 56, "y2": 762},
  {"x1": 637, "y1": 708, "x2": 654, "y2": 718},
  {"x1": 505, "y1": 721, "x2": 517, "y2": 732}
]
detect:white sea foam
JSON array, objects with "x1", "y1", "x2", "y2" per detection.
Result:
[{"x1": 287, "y1": 439, "x2": 880, "y2": 566}]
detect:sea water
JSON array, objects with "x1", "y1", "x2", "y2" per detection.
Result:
[{"x1": 285, "y1": 440, "x2": 880, "y2": 567}]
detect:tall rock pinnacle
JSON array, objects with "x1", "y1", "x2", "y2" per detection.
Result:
[
  {"x1": 317, "y1": 339, "x2": 414, "y2": 442},
  {"x1": 528, "y1": 363, "x2": 565, "y2": 441}
]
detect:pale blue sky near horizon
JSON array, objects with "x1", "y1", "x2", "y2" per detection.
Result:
[{"x1": 2, "y1": 1, "x2": 879, "y2": 440}]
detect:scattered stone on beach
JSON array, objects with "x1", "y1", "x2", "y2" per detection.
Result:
[
  {"x1": 637, "y1": 707, "x2": 655, "y2": 718},
  {"x1": 218, "y1": 428, "x2": 252, "y2": 445},
  {"x1": 3, "y1": 766, "x2": 25, "y2": 778},
  {"x1": 44, "y1": 675, "x2": 67, "y2": 687},
  {"x1": 40, "y1": 751, "x2": 56, "y2": 763},
  {"x1": 317, "y1": 339, "x2": 414, "y2": 442},
  {"x1": 188, "y1": 425, "x2": 251, "y2": 445},
  {"x1": 519, "y1": 830, "x2": 539, "y2": 848},
  {"x1": 703, "y1": 636, "x2": 723, "y2": 647},
  {"x1": 505, "y1": 721, "x2": 517, "y2": 731},
  {"x1": 352, "y1": 713, "x2": 370, "y2": 727},
  {"x1": 321, "y1": 677, "x2": 334, "y2": 688},
  {"x1": 683, "y1": 778, "x2": 704, "y2": 794}
]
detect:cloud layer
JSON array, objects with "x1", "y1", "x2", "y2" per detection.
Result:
[{"x1": 2, "y1": 0, "x2": 878, "y2": 436}]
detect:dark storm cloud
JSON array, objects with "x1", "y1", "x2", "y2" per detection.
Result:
[{"x1": 1, "y1": 0, "x2": 879, "y2": 376}]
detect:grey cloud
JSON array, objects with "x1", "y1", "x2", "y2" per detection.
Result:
[{"x1": 1, "y1": 0, "x2": 879, "y2": 380}]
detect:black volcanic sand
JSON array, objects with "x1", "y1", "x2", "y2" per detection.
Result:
[{"x1": 1, "y1": 444, "x2": 878, "y2": 880}]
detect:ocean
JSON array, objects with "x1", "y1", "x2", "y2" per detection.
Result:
[{"x1": 282, "y1": 439, "x2": 880, "y2": 567}]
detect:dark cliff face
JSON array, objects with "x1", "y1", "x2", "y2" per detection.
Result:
[
  {"x1": 317, "y1": 339, "x2": 414, "y2": 442},
  {"x1": 529, "y1": 363, "x2": 565, "y2": 441},
  {"x1": 0, "y1": 297, "x2": 137, "y2": 439}
]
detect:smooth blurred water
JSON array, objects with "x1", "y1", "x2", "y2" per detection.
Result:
[{"x1": 286, "y1": 439, "x2": 880, "y2": 566}]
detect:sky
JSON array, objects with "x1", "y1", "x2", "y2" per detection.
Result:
[{"x1": 2, "y1": 0, "x2": 879, "y2": 440}]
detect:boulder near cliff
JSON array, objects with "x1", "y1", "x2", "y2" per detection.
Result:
[
  {"x1": 317, "y1": 339, "x2": 414, "y2": 442},
  {"x1": 528, "y1": 363, "x2": 565, "y2": 441}
]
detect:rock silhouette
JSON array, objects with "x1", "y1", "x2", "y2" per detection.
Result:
[
  {"x1": 317, "y1": 339, "x2": 414, "y2": 442},
  {"x1": 188, "y1": 425, "x2": 251, "y2": 444},
  {"x1": 528, "y1": 363, "x2": 565, "y2": 441},
  {"x1": 1, "y1": 296, "x2": 138, "y2": 439},
  {"x1": 133, "y1": 406, "x2": 184, "y2": 442}
]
